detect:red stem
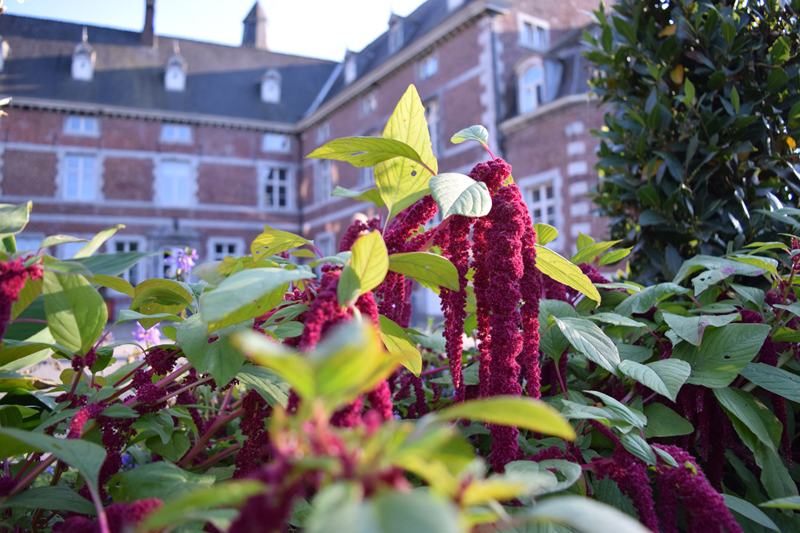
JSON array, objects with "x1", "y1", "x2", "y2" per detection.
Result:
[
  {"x1": 191, "y1": 443, "x2": 241, "y2": 471},
  {"x1": 9, "y1": 318, "x2": 47, "y2": 324},
  {"x1": 177, "y1": 407, "x2": 244, "y2": 468},
  {"x1": 419, "y1": 365, "x2": 449, "y2": 377}
]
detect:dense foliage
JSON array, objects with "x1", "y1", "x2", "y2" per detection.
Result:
[
  {"x1": 0, "y1": 86, "x2": 798, "y2": 533},
  {"x1": 585, "y1": 0, "x2": 800, "y2": 281}
]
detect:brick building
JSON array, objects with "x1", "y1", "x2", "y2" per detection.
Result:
[{"x1": 0, "y1": 0, "x2": 606, "y2": 291}]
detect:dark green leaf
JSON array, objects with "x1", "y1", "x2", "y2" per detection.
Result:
[
  {"x1": 642, "y1": 403, "x2": 693, "y2": 438},
  {"x1": 714, "y1": 388, "x2": 782, "y2": 451},
  {"x1": 723, "y1": 495, "x2": 780, "y2": 531},
  {"x1": 0, "y1": 486, "x2": 96, "y2": 515},
  {"x1": 740, "y1": 363, "x2": 800, "y2": 402},
  {"x1": 146, "y1": 432, "x2": 191, "y2": 462},
  {"x1": 108, "y1": 462, "x2": 215, "y2": 503},
  {"x1": 768, "y1": 68, "x2": 788, "y2": 92},
  {"x1": 177, "y1": 314, "x2": 253, "y2": 387},
  {"x1": 614, "y1": 283, "x2": 689, "y2": 316},
  {"x1": 42, "y1": 270, "x2": 106, "y2": 355}
]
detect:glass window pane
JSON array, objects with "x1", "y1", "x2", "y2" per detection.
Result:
[
  {"x1": 65, "y1": 172, "x2": 79, "y2": 198},
  {"x1": 533, "y1": 189, "x2": 540, "y2": 202},
  {"x1": 278, "y1": 187, "x2": 286, "y2": 207},
  {"x1": 546, "y1": 186, "x2": 553, "y2": 198},
  {"x1": 266, "y1": 185, "x2": 274, "y2": 206},
  {"x1": 130, "y1": 242, "x2": 138, "y2": 251}
]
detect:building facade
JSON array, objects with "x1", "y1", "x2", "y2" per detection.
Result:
[{"x1": 0, "y1": 0, "x2": 607, "y2": 290}]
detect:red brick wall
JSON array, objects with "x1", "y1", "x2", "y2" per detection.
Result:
[
  {"x1": 197, "y1": 163, "x2": 257, "y2": 206},
  {"x1": 101, "y1": 117, "x2": 160, "y2": 151},
  {"x1": 2, "y1": 150, "x2": 57, "y2": 196},
  {"x1": 103, "y1": 157, "x2": 154, "y2": 201}
]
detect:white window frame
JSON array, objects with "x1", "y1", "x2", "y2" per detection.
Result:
[
  {"x1": 517, "y1": 57, "x2": 545, "y2": 114},
  {"x1": 316, "y1": 160, "x2": 332, "y2": 205},
  {"x1": 261, "y1": 133, "x2": 291, "y2": 153},
  {"x1": 260, "y1": 165, "x2": 293, "y2": 210},
  {"x1": 63, "y1": 115, "x2": 99, "y2": 137},
  {"x1": 418, "y1": 53, "x2": 438, "y2": 80},
  {"x1": 107, "y1": 236, "x2": 148, "y2": 287},
  {"x1": 61, "y1": 153, "x2": 99, "y2": 202},
  {"x1": 316, "y1": 121, "x2": 331, "y2": 143},
  {"x1": 155, "y1": 158, "x2": 196, "y2": 207},
  {"x1": 517, "y1": 169, "x2": 563, "y2": 251},
  {"x1": 361, "y1": 91, "x2": 377, "y2": 115},
  {"x1": 517, "y1": 14, "x2": 550, "y2": 50},
  {"x1": 160, "y1": 123, "x2": 193, "y2": 144},
  {"x1": 207, "y1": 237, "x2": 245, "y2": 262}
]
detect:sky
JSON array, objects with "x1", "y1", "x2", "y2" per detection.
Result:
[{"x1": 4, "y1": 0, "x2": 429, "y2": 61}]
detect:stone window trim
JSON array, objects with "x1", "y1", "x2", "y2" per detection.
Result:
[
  {"x1": 57, "y1": 150, "x2": 104, "y2": 203},
  {"x1": 261, "y1": 133, "x2": 291, "y2": 153},
  {"x1": 207, "y1": 237, "x2": 246, "y2": 262},
  {"x1": 517, "y1": 13, "x2": 550, "y2": 50},
  {"x1": 257, "y1": 163, "x2": 294, "y2": 211},
  {"x1": 153, "y1": 156, "x2": 198, "y2": 208},
  {"x1": 160, "y1": 123, "x2": 193, "y2": 144},
  {"x1": 63, "y1": 115, "x2": 100, "y2": 138},
  {"x1": 106, "y1": 235, "x2": 148, "y2": 285},
  {"x1": 516, "y1": 168, "x2": 563, "y2": 251},
  {"x1": 516, "y1": 55, "x2": 545, "y2": 114}
]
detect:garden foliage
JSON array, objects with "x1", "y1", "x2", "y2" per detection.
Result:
[
  {"x1": 585, "y1": 0, "x2": 800, "y2": 281},
  {"x1": 0, "y1": 85, "x2": 797, "y2": 532}
]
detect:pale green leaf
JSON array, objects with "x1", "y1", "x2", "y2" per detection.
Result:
[
  {"x1": 331, "y1": 186, "x2": 385, "y2": 208},
  {"x1": 714, "y1": 388, "x2": 782, "y2": 451},
  {"x1": 534, "y1": 223, "x2": 558, "y2": 245},
  {"x1": 388, "y1": 252, "x2": 459, "y2": 291},
  {"x1": 662, "y1": 312, "x2": 739, "y2": 346},
  {"x1": 617, "y1": 359, "x2": 691, "y2": 401},
  {"x1": 642, "y1": 403, "x2": 693, "y2": 438},
  {"x1": 740, "y1": 363, "x2": 800, "y2": 402},
  {"x1": 176, "y1": 314, "x2": 252, "y2": 387},
  {"x1": 523, "y1": 496, "x2": 651, "y2": 533},
  {"x1": 0, "y1": 202, "x2": 32, "y2": 238},
  {"x1": 535, "y1": 245, "x2": 601, "y2": 306},
  {"x1": 554, "y1": 317, "x2": 619, "y2": 372},
  {"x1": 92, "y1": 274, "x2": 134, "y2": 298},
  {"x1": 450, "y1": 125, "x2": 489, "y2": 147},
  {"x1": 337, "y1": 265, "x2": 361, "y2": 306},
  {"x1": 429, "y1": 173, "x2": 492, "y2": 218},
  {"x1": 43, "y1": 270, "x2": 106, "y2": 355},
  {"x1": 723, "y1": 495, "x2": 780, "y2": 531},
  {"x1": 570, "y1": 240, "x2": 621, "y2": 265},
  {"x1": 378, "y1": 315, "x2": 422, "y2": 376}
]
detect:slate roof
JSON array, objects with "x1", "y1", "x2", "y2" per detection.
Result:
[{"x1": 0, "y1": 14, "x2": 337, "y2": 124}]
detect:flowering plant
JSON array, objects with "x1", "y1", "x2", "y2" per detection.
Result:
[{"x1": 0, "y1": 86, "x2": 796, "y2": 533}]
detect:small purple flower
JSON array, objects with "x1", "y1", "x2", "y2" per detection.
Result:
[
  {"x1": 170, "y1": 247, "x2": 198, "y2": 274},
  {"x1": 133, "y1": 324, "x2": 161, "y2": 347}
]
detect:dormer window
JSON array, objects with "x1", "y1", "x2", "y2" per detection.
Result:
[
  {"x1": 519, "y1": 62, "x2": 545, "y2": 113},
  {"x1": 0, "y1": 37, "x2": 10, "y2": 73},
  {"x1": 71, "y1": 27, "x2": 95, "y2": 81},
  {"x1": 344, "y1": 54, "x2": 357, "y2": 85},
  {"x1": 518, "y1": 15, "x2": 549, "y2": 50},
  {"x1": 388, "y1": 18, "x2": 404, "y2": 54},
  {"x1": 260, "y1": 69, "x2": 281, "y2": 104},
  {"x1": 165, "y1": 41, "x2": 187, "y2": 92},
  {"x1": 447, "y1": 0, "x2": 464, "y2": 10}
]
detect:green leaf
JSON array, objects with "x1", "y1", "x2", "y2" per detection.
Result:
[
  {"x1": 0, "y1": 339, "x2": 57, "y2": 369},
  {"x1": 310, "y1": 251, "x2": 351, "y2": 268},
  {"x1": 72, "y1": 225, "x2": 124, "y2": 258},
  {"x1": 662, "y1": 312, "x2": 739, "y2": 346},
  {"x1": 42, "y1": 270, "x2": 106, "y2": 355},
  {"x1": 731, "y1": 86, "x2": 740, "y2": 114},
  {"x1": 131, "y1": 279, "x2": 194, "y2": 329},
  {"x1": 757, "y1": 444, "x2": 798, "y2": 500},
  {"x1": 141, "y1": 480, "x2": 265, "y2": 530},
  {"x1": 378, "y1": 315, "x2": 422, "y2": 376},
  {"x1": 91, "y1": 274, "x2": 134, "y2": 298},
  {"x1": 233, "y1": 331, "x2": 316, "y2": 401},
  {"x1": 388, "y1": 252, "x2": 459, "y2": 291},
  {"x1": 576, "y1": 232, "x2": 594, "y2": 250},
  {"x1": 70, "y1": 251, "x2": 154, "y2": 277},
  {"x1": 114, "y1": 309, "x2": 181, "y2": 328},
  {"x1": 586, "y1": 313, "x2": 644, "y2": 328},
  {"x1": 200, "y1": 268, "x2": 314, "y2": 324},
  {"x1": 337, "y1": 266, "x2": 362, "y2": 307},
  {"x1": 585, "y1": 390, "x2": 644, "y2": 429},
  {"x1": 642, "y1": 403, "x2": 693, "y2": 438},
  {"x1": 307, "y1": 136, "x2": 423, "y2": 168},
  {"x1": 523, "y1": 495, "x2": 652, "y2": 533},
  {"x1": 535, "y1": 246, "x2": 601, "y2": 306},
  {"x1": 0, "y1": 202, "x2": 32, "y2": 238},
  {"x1": 374, "y1": 85, "x2": 438, "y2": 225},
  {"x1": 614, "y1": 283, "x2": 690, "y2": 316},
  {"x1": 672, "y1": 324, "x2": 770, "y2": 388},
  {"x1": 553, "y1": 317, "x2": 619, "y2": 372},
  {"x1": 617, "y1": 359, "x2": 691, "y2": 401},
  {"x1": 730, "y1": 283, "x2": 765, "y2": 308},
  {"x1": 768, "y1": 68, "x2": 789, "y2": 92},
  {"x1": 428, "y1": 173, "x2": 492, "y2": 218},
  {"x1": 770, "y1": 35, "x2": 791, "y2": 65},
  {"x1": 331, "y1": 186, "x2": 385, "y2": 208},
  {"x1": 740, "y1": 363, "x2": 800, "y2": 402},
  {"x1": 723, "y1": 495, "x2": 780, "y2": 532},
  {"x1": 534, "y1": 223, "x2": 558, "y2": 245},
  {"x1": 251, "y1": 225, "x2": 313, "y2": 259},
  {"x1": 721, "y1": 22, "x2": 736, "y2": 43},
  {"x1": 11, "y1": 275, "x2": 42, "y2": 320},
  {"x1": 236, "y1": 365, "x2": 290, "y2": 407},
  {"x1": 146, "y1": 432, "x2": 191, "y2": 462},
  {"x1": 0, "y1": 486, "x2": 96, "y2": 515},
  {"x1": 209, "y1": 281, "x2": 288, "y2": 334},
  {"x1": 42, "y1": 259, "x2": 95, "y2": 278},
  {"x1": 427, "y1": 396, "x2": 576, "y2": 440},
  {"x1": 598, "y1": 247, "x2": 632, "y2": 266},
  {"x1": 108, "y1": 462, "x2": 215, "y2": 503},
  {"x1": 760, "y1": 496, "x2": 800, "y2": 510},
  {"x1": 571, "y1": 240, "x2": 621, "y2": 265},
  {"x1": 39, "y1": 235, "x2": 88, "y2": 252},
  {"x1": 0, "y1": 427, "x2": 106, "y2": 492},
  {"x1": 620, "y1": 432, "x2": 656, "y2": 465},
  {"x1": 684, "y1": 78, "x2": 696, "y2": 104},
  {"x1": 450, "y1": 125, "x2": 489, "y2": 147},
  {"x1": 612, "y1": 16, "x2": 636, "y2": 44},
  {"x1": 351, "y1": 231, "x2": 389, "y2": 294},
  {"x1": 177, "y1": 314, "x2": 252, "y2": 387},
  {"x1": 714, "y1": 388, "x2": 782, "y2": 451}
]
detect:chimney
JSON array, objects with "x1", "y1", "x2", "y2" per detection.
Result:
[
  {"x1": 242, "y1": 2, "x2": 268, "y2": 50},
  {"x1": 142, "y1": 0, "x2": 156, "y2": 47}
]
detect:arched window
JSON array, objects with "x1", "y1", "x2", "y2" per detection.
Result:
[{"x1": 520, "y1": 66, "x2": 544, "y2": 113}]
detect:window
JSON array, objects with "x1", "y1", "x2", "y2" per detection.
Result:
[
  {"x1": 158, "y1": 161, "x2": 192, "y2": 206},
  {"x1": 15, "y1": 234, "x2": 43, "y2": 255},
  {"x1": 520, "y1": 66, "x2": 544, "y2": 113},
  {"x1": 344, "y1": 57, "x2": 357, "y2": 85},
  {"x1": 260, "y1": 69, "x2": 281, "y2": 104},
  {"x1": 316, "y1": 160, "x2": 332, "y2": 204},
  {"x1": 111, "y1": 239, "x2": 143, "y2": 286},
  {"x1": 389, "y1": 22, "x2": 404, "y2": 54},
  {"x1": 525, "y1": 182, "x2": 557, "y2": 228},
  {"x1": 519, "y1": 16, "x2": 548, "y2": 49},
  {"x1": 316, "y1": 121, "x2": 331, "y2": 143},
  {"x1": 160, "y1": 124, "x2": 192, "y2": 144},
  {"x1": 419, "y1": 54, "x2": 438, "y2": 80},
  {"x1": 361, "y1": 92, "x2": 377, "y2": 115},
  {"x1": 262, "y1": 133, "x2": 290, "y2": 153},
  {"x1": 63, "y1": 154, "x2": 96, "y2": 201},
  {"x1": 424, "y1": 100, "x2": 439, "y2": 155},
  {"x1": 360, "y1": 166, "x2": 374, "y2": 186},
  {"x1": 209, "y1": 239, "x2": 243, "y2": 261},
  {"x1": 59, "y1": 241, "x2": 86, "y2": 260},
  {"x1": 264, "y1": 167, "x2": 290, "y2": 209},
  {"x1": 64, "y1": 115, "x2": 99, "y2": 136}
]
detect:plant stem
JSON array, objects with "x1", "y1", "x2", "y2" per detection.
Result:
[
  {"x1": 88, "y1": 483, "x2": 110, "y2": 533},
  {"x1": 554, "y1": 357, "x2": 569, "y2": 400},
  {"x1": 219, "y1": 385, "x2": 234, "y2": 412},
  {"x1": 9, "y1": 455, "x2": 57, "y2": 497},
  {"x1": 9, "y1": 318, "x2": 47, "y2": 324},
  {"x1": 177, "y1": 407, "x2": 244, "y2": 468},
  {"x1": 190, "y1": 443, "x2": 241, "y2": 471},
  {"x1": 420, "y1": 215, "x2": 452, "y2": 252},
  {"x1": 419, "y1": 365, "x2": 449, "y2": 377}
]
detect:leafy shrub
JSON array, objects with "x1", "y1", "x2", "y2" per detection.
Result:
[
  {"x1": 0, "y1": 86, "x2": 797, "y2": 533},
  {"x1": 585, "y1": 0, "x2": 800, "y2": 281}
]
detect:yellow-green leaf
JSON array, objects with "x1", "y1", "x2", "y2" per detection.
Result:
[
  {"x1": 337, "y1": 265, "x2": 361, "y2": 306},
  {"x1": 351, "y1": 231, "x2": 388, "y2": 294},
  {"x1": 374, "y1": 85, "x2": 438, "y2": 225},
  {"x1": 251, "y1": 225, "x2": 312, "y2": 260},
  {"x1": 307, "y1": 136, "x2": 423, "y2": 168},
  {"x1": 378, "y1": 315, "x2": 422, "y2": 376},
  {"x1": 332, "y1": 186, "x2": 385, "y2": 208},
  {"x1": 91, "y1": 274, "x2": 134, "y2": 298},
  {"x1": 388, "y1": 252, "x2": 459, "y2": 291},
  {"x1": 42, "y1": 270, "x2": 106, "y2": 355},
  {"x1": 535, "y1": 245, "x2": 601, "y2": 306},
  {"x1": 534, "y1": 223, "x2": 558, "y2": 246},
  {"x1": 73, "y1": 225, "x2": 125, "y2": 258},
  {"x1": 233, "y1": 330, "x2": 316, "y2": 401}
]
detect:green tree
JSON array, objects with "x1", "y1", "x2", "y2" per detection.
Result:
[{"x1": 585, "y1": 0, "x2": 800, "y2": 281}]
